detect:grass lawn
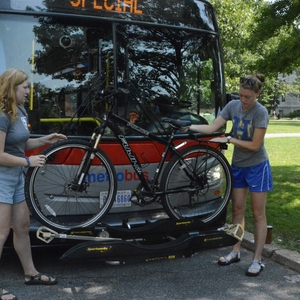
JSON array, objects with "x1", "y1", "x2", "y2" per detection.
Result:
[{"x1": 224, "y1": 119, "x2": 300, "y2": 252}]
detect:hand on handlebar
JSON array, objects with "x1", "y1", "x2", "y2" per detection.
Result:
[{"x1": 177, "y1": 127, "x2": 190, "y2": 133}]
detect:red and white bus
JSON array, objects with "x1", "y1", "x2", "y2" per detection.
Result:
[{"x1": 0, "y1": 0, "x2": 229, "y2": 237}]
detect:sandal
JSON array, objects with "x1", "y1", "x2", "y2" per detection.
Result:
[
  {"x1": 246, "y1": 260, "x2": 265, "y2": 277},
  {"x1": 218, "y1": 251, "x2": 240, "y2": 266},
  {"x1": 1, "y1": 288, "x2": 17, "y2": 300},
  {"x1": 24, "y1": 273, "x2": 57, "y2": 285}
]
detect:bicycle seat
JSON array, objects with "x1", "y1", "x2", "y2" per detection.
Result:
[{"x1": 161, "y1": 117, "x2": 191, "y2": 129}]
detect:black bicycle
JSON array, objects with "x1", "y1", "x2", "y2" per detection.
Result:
[{"x1": 25, "y1": 89, "x2": 232, "y2": 231}]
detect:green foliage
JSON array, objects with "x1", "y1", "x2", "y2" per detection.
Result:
[
  {"x1": 288, "y1": 111, "x2": 300, "y2": 118},
  {"x1": 209, "y1": 0, "x2": 275, "y2": 107},
  {"x1": 250, "y1": 0, "x2": 300, "y2": 74},
  {"x1": 209, "y1": 0, "x2": 300, "y2": 113},
  {"x1": 210, "y1": 0, "x2": 262, "y2": 90}
]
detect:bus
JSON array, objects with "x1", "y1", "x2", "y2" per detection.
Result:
[{"x1": 0, "y1": 0, "x2": 229, "y2": 236}]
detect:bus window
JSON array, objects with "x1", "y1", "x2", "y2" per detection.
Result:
[
  {"x1": 114, "y1": 24, "x2": 219, "y2": 133},
  {"x1": 0, "y1": 0, "x2": 226, "y2": 136}
]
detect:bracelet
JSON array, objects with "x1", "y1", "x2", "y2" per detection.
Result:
[{"x1": 25, "y1": 156, "x2": 30, "y2": 168}]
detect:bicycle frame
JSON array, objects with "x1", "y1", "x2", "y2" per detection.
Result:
[{"x1": 89, "y1": 108, "x2": 190, "y2": 195}]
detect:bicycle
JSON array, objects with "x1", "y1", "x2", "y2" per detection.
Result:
[{"x1": 25, "y1": 89, "x2": 233, "y2": 231}]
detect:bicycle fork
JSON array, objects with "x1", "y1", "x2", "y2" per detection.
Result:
[{"x1": 72, "y1": 132, "x2": 102, "y2": 192}]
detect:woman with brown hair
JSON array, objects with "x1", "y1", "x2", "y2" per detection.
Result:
[{"x1": 188, "y1": 74, "x2": 273, "y2": 276}]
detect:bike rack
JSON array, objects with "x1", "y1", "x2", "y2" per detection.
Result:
[{"x1": 37, "y1": 219, "x2": 244, "y2": 264}]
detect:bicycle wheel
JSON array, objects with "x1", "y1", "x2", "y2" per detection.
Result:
[
  {"x1": 25, "y1": 139, "x2": 117, "y2": 231},
  {"x1": 160, "y1": 144, "x2": 232, "y2": 224}
]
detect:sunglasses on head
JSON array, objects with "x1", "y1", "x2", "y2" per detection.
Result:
[{"x1": 240, "y1": 77, "x2": 256, "y2": 86}]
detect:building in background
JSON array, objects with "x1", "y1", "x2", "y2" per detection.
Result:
[{"x1": 276, "y1": 72, "x2": 300, "y2": 117}]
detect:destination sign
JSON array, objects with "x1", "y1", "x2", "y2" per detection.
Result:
[
  {"x1": 7, "y1": 0, "x2": 216, "y2": 31},
  {"x1": 70, "y1": 0, "x2": 143, "y2": 14},
  {"x1": 10, "y1": 0, "x2": 143, "y2": 15}
]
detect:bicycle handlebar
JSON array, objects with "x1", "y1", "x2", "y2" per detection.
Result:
[
  {"x1": 98, "y1": 88, "x2": 130, "y2": 97},
  {"x1": 161, "y1": 117, "x2": 191, "y2": 129}
]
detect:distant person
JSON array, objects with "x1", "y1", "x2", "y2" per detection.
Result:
[
  {"x1": 185, "y1": 74, "x2": 273, "y2": 276},
  {"x1": 0, "y1": 69, "x2": 67, "y2": 300},
  {"x1": 129, "y1": 111, "x2": 139, "y2": 124}
]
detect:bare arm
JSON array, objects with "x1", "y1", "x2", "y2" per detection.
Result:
[
  {"x1": 231, "y1": 127, "x2": 266, "y2": 151},
  {"x1": 25, "y1": 133, "x2": 67, "y2": 150},
  {"x1": 210, "y1": 127, "x2": 267, "y2": 152},
  {"x1": 189, "y1": 115, "x2": 227, "y2": 134},
  {"x1": 0, "y1": 131, "x2": 67, "y2": 168},
  {"x1": 190, "y1": 115, "x2": 266, "y2": 152}
]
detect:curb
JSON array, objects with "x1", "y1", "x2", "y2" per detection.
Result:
[{"x1": 242, "y1": 231, "x2": 300, "y2": 274}]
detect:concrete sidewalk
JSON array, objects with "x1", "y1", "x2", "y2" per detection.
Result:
[
  {"x1": 265, "y1": 133, "x2": 300, "y2": 138},
  {"x1": 242, "y1": 231, "x2": 300, "y2": 274}
]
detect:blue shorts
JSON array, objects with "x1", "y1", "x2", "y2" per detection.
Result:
[
  {"x1": 232, "y1": 160, "x2": 273, "y2": 192},
  {"x1": 0, "y1": 166, "x2": 25, "y2": 204}
]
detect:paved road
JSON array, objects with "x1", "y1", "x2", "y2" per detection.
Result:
[
  {"x1": 2, "y1": 243, "x2": 300, "y2": 300},
  {"x1": 2, "y1": 132, "x2": 299, "y2": 300}
]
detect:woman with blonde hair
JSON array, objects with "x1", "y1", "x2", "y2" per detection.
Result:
[{"x1": 0, "y1": 69, "x2": 67, "y2": 300}]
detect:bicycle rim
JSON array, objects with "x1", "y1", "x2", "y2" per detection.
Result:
[
  {"x1": 161, "y1": 145, "x2": 232, "y2": 224},
  {"x1": 25, "y1": 140, "x2": 117, "y2": 231}
]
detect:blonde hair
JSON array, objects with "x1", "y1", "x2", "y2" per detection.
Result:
[{"x1": 0, "y1": 69, "x2": 28, "y2": 123}]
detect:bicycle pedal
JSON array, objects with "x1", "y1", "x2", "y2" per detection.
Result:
[
  {"x1": 218, "y1": 224, "x2": 244, "y2": 241},
  {"x1": 131, "y1": 199, "x2": 147, "y2": 207},
  {"x1": 226, "y1": 224, "x2": 244, "y2": 241}
]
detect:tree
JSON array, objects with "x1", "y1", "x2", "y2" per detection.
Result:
[
  {"x1": 249, "y1": 0, "x2": 300, "y2": 108},
  {"x1": 209, "y1": 0, "x2": 300, "y2": 112},
  {"x1": 250, "y1": 0, "x2": 300, "y2": 75},
  {"x1": 209, "y1": 0, "x2": 263, "y2": 90}
]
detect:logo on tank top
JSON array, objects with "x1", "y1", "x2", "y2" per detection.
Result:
[
  {"x1": 21, "y1": 117, "x2": 29, "y2": 131},
  {"x1": 233, "y1": 116, "x2": 252, "y2": 140}
]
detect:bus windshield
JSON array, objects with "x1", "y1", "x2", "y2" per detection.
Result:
[{"x1": 0, "y1": 0, "x2": 225, "y2": 136}]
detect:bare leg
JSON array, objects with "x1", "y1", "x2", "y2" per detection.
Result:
[
  {"x1": 11, "y1": 201, "x2": 56, "y2": 283},
  {"x1": 230, "y1": 188, "x2": 248, "y2": 254},
  {"x1": 250, "y1": 192, "x2": 267, "y2": 261},
  {"x1": 218, "y1": 188, "x2": 248, "y2": 263},
  {"x1": 11, "y1": 201, "x2": 38, "y2": 276},
  {"x1": 244, "y1": 191, "x2": 267, "y2": 275},
  {"x1": 0, "y1": 203, "x2": 12, "y2": 257},
  {"x1": 0, "y1": 203, "x2": 17, "y2": 300}
]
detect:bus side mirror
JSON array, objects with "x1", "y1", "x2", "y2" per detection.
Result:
[{"x1": 226, "y1": 92, "x2": 239, "y2": 104}]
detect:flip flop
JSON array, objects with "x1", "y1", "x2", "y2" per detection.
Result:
[{"x1": 24, "y1": 273, "x2": 57, "y2": 285}]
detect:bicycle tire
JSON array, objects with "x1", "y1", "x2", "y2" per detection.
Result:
[
  {"x1": 160, "y1": 144, "x2": 232, "y2": 224},
  {"x1": 25, "y1": 139, "x2": 117, "y2": 231}
]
